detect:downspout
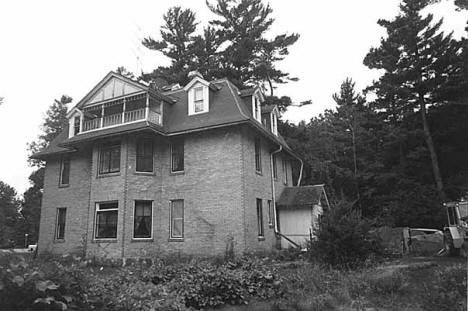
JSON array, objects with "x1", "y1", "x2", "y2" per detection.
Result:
[
  {"x1": 270, "y1": 145, "x2": 282, "y2": 234},
  {"x1": 296, "y1": 157, "x2": 303, "y2": 186}
]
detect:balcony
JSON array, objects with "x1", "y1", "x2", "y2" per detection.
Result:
[{"x1": 80, "y1": 92, "x2": 162, "y2": 134}]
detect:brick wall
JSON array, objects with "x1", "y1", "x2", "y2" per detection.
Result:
[
  {"x1": 38, "y1": 148, "x2": 92, "y2": 255},
  {"x1": 39, "y1": 125, "x2": 294, "y2": 258},
  {"x1": 240, "y1": 126, "x2": 293, "y2": 253}
]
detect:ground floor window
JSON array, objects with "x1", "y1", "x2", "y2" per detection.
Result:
[
  {"x1": 257, "y1": 198, "x2": 264, "y2": 237},
  {"x1": 55, "y1": 208, "x2": 66, "y2": 240},
  {"x1": 170, "y1": 200, "x2": 184, "y2": 239},
  {"x1": 133, "y1": 200, "x2": 152, "y2": 239},
  {"x1": 267, "y1": 200, "x2": 273, "y2": 227},
  {"x1": 95, "y1": 202, "x2": 118, "y2": 239}
]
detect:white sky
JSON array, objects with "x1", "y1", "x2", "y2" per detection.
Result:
[{"x1": 0, "y1": 0, "x2": 466, "y2": 195}]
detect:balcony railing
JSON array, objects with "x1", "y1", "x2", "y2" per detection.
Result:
[
  {"x1": 103, "y1": 114, "x2": 122, "y2": 127},
  {"x1": 82, "y1": 108, "x2": 161, "y2": 133},
  {"x1": 124, "y1": 108, "x2": 145, "y2": 123}
]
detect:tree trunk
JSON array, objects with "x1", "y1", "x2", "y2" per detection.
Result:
[{"x1": 419, "y1": 98, "x2": 446, "y2": 201}]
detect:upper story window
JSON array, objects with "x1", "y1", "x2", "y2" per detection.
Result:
[
  {"x1": 99, "y1": 143, "x2": 120, "y2": 175},
  {"x1": 255, "y1": 138, "x2": 262, "y2": 173},
  {"x1": 270, "y1": 111, "x2": 278, "y2": 136},
  {"x1": 74, "y1": 116, "x2": 81, "y2": 135},
  {"x1": 136, "y1": 139, "x2": 153, "y2": 173},
  {"x1": 252, "y1": 96, "x2": 261, "y2": 123},
  {"x1": 171, "y1": 139, "x2": 184, "y2": 173},
  {"x1": 188, "y1": 84, "x2": 209, "y2": 115},
  {"x1": 59, "y1": 156, "x2": 70, "y2": 187},
  {"x1": 272, "y1": 154, "x2": 278, "y2": 179}
]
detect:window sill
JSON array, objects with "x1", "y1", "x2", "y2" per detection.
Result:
[
  {"x1": 134, "y1": 171, "x2": 155, "y2": 176},
  {"x1": 131, "y1": 238, "x2": 154, "y2": 242},
  {"x1": 168, "y1": 238, "x2": 184, "y2": 242},
  {"x1": 58, "y1": 184, "x2": 69, "y2": 188},
  {"x1": 92, "y1": 239, "x2": 118, "y2": 243},
  {"x1": 97, "y1": 172, "x2": 120, "y2": 179},
  {"x1": 53, "y1": 239, "x2": 66, "y2": 244},
  {"x1": 255, "y1": 170, "x2": 263, "y2": 176},
  {"x1": 258, "y1": 236, "x2": 265, "y2": 241},
  {"x1": 170, "y1": 170, "x2": 185, "y2": 176}
]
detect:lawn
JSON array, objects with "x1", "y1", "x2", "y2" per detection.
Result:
[{"x1": 0, "y1": 252, "x2": 465, "y2": 311}]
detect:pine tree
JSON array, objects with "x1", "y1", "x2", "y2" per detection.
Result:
[
  {"x1": 142, "y1": 6, "x2": 201, "y2": 85},
  {"x1": 0, "y1": 181, "x2": 20, "y2": 247},
  {"x1": 363, "y1": 0, "x2": 464, "y2": 201},
  {"x1": 23, "y1": 95, "x2": 72, "y2": 243},
  {"x1": 207, "y1": 0, "x2": 299, "y2": 91}
]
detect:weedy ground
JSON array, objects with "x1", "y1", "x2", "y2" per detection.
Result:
[{"x1": 0, "y1": 251, "x2": 465, "y2": 311}]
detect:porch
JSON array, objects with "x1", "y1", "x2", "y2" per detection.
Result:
[{"x1": 80, "y1": 92, "x2": 162, "y2": 133}]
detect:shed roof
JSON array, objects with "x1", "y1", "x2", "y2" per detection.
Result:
[{"x1": 277, "y1": 185, "x2": 326, "y2": 209}]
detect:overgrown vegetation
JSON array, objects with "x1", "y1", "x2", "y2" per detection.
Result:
[
  {"x1": 308, "y1": 201, "x2": 382, "y2": 268},
  {"x1": 1, "y1": 253, "x2": 464, "y2": 311}
]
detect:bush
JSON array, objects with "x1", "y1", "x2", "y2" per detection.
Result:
[
  {"x1": 0, "y1": 256, "x2": 86, "y2": 311},
  {"x1": 308, "y1": 201, "x2": 382, "y2": 268}
]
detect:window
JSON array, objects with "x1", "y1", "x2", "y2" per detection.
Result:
[
  {"x1": 74, "y1": 116, "x2": 80, "y2": 135},
  {"x1": 188, "y1": 84, "x2": 208, "y2": 115},
  {"x1": 255, "y1": 138, "x2": 262, "y2": 173},
  {"x1": 194, "y1": 87, "x2": 204, "y2": 113},
  {"x1": 136, "y1": 139, "x2": 153, "y2": 172},
  {"x1": 133, "y1": 201, "x2": 152, "y2": 239},
  {"x1": 256, "y1": 199, "x2": 264, "y2": 237},
  {"x1": 267, "y1": 200, "x2": 273, "y2": 227},
  {"x1": 252, "y1": 96, "x2": 261, "y2": 122},
  {"x1": 282, "y1": 158, "x2": 288, "y2": 185},
  {"x1": 170, "y1": 200, "x2": 184, "y2": 239},
  {"x1": 171, "y1": 139, "x2": 184, "y2": 172},
  {"x1": 270, "y1": 112, "x2": 278, "y2": 135},
  {"x1": 59, "y1": 156, "x2": 70, "y2": 186},
  {"x1": 95, "y1": 202, "x2": 118, "y2": 239},
  {"x1": 272, "y1": 154, "x2": 278, "y2": 179},
  {"x1": 99, "y1": 143, "x2": 120, "y2": 175},
  {"x1": 55, "y1": 208, "x2": 66, "y2": 240}
]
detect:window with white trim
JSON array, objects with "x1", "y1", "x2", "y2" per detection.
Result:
[
  {"x1": 252, "y1": 96, "x2": 261, "y2": 122},
  {"x1": 170, "y1": 200, "x2": 184, "y2": 239},
  {"x1": 95, "y1": 202, "x2": 118, "y2": 239},
  {"x1": 255, "y1": 138, "x2": 262, "y2": 173},
  {"x1": 188, "y1": 84, "x2": 209, "y2": 115},
  {"x1": 133, "y1": 200, "x2": 152, "y2": 239},
  {"x1": 271, "y1": 112, "x2": 278, "y2": 136}
]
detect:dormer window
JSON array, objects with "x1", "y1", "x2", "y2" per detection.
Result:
[
  {"x1": 194, "y1": 87, "x2": 204, "y2": 113},
  {"x1": 270, "y1": 111, "x2": 278, "y2": 136},
  {"x1": 74, "y1": 116, "x2": 81, "y2": 135},
  {"x1": 252, "y1": 96, "x2": 261, "y2": 123},
  {"x1": 188, "y1": 83, "x2": 209, "y2": 115}
]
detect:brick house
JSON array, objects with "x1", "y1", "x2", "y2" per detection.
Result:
[{"x1": 32, "y1": 71, "x2": 322, "y2": 259}]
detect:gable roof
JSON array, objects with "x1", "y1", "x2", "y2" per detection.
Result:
[
  {"x1": 276, "y1": 185, "x2": 327, "y2": 209},
  {"x1": 74, "y1": 71, "x2": 175, "y2": 111}
]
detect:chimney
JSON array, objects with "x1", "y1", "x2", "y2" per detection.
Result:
[{"x1": 187, "y1": 70, "x2": 203, "y2": 80}]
